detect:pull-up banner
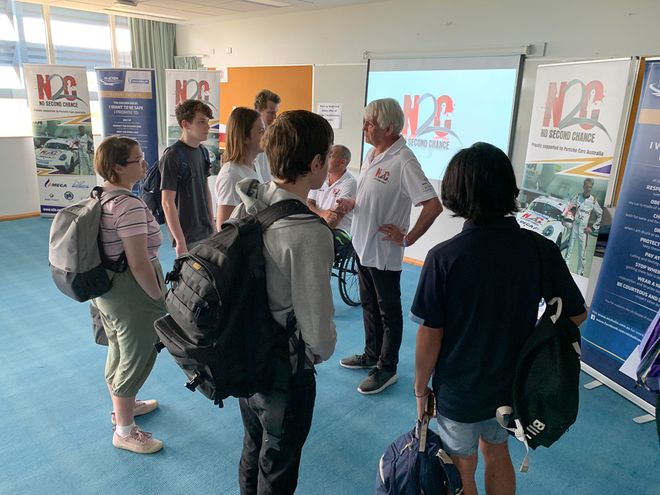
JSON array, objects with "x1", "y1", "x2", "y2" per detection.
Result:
[
  {"x1": 23, "y1": 64, "x2": 96, "y2": 217},
  {"x1": 96, "y1": 68, "x2": 158, "y2": 170},
  {"x1": 517, "y1": 58, "x2": 635, "y2": 295},
  {"x1": 581, "y1": 59, "x2": 660, "y2": 411},
  {"x1": 165, "y1": 69, "x2": 221, "y2": 174}
]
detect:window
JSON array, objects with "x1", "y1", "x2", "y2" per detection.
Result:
[{"x1": 0, "y1": 1, "x2": 133, "y2": 137}]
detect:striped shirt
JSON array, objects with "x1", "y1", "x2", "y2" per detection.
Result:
[{"x1": 100, "y1": 191, "x2": 162, "y2": 262}]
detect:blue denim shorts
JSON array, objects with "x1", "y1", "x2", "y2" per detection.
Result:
[{"x1": 435, "y1": 414, "x2": 509, "y2": 457}]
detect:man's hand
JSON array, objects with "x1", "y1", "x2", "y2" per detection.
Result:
[
  {"x1": 320, "y1": 210, "x2": 339, "y2": 226},
  {"x1": 175, "y1": 240, "x2": 188, "y2": 258},
  {"x1": 378, "y1": 224, "x2": 405, "y2": 245},
  {"x1": 416, "y1": 389, "x2": 431, "y2": 420},
  {"x1": 335, "y1": 197, "x2": 355, "y2": 214},
  {"x1": 584, "y1": 226, "x2": 593, "y2": 234}
]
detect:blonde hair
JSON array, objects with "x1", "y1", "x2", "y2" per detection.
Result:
[{"x1": 223, "y1": 107, "x2": 261, "y2": 165}]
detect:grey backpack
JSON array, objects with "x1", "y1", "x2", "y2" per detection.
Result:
[{"x1": 49, "y1": 186, "x2": 134, "y2": 302}]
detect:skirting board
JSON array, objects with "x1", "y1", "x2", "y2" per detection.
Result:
[
  {"x1": 581, "y1": 362, "x2": 655, "y2": 417},
  {"x1": 0, "y1": 212, "x2": 40, "y2": 222}
]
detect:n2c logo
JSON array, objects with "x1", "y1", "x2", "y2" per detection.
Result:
[
  {"x1": 36, "y1": 74, "x2": 83, "y2": 102},
  {"x1": 175, "y1": 79, "x2": 213, "y2": 107},
  {"x1": 543, "y1": 79, "x2": 611, "y2": 139},
  {"x1": 402, "y1": 94, "x2": 460, "y2": 141}
]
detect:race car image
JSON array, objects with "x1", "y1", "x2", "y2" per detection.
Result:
[
  {"x1": 516, "y1": 195, "x2": 572, "y2": 252},
  {"x1": 35, "y1": 138, "x2": 79, "y2": 174}
]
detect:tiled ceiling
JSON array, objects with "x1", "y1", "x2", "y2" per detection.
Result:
[{"x1": 22, "y1": 0, "x2": 383, "y2": 23}]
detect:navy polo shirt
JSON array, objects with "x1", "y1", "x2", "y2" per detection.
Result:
[{"x1": 410, "y1": 217, "x2": 585, "y2": 423}]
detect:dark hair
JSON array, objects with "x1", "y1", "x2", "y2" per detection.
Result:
[
  {"x1": 262, "y1": 110, "x2": 333, "y2": 182},
  {"x1": 175, "y1": 99, "x2": 213, "y2": 126},
  {"x1": 441, "y1": 142, "x2": 519, "y2": 223},
  {"x1": 583, "y1": 178, "x2": 594, "y2": 186},
  {"x1": 254, "y1": 89, "x2": 281, "y2": 111},
  {"x1": 94, "y1": 135, "x2": 139, "y2": 183}
]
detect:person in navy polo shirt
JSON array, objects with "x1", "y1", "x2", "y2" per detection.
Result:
[{"x1": 411, "y1": 142, "x2": 587, "y2": 495}]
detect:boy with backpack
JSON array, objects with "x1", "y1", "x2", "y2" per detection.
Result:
[
  {"x1": 411, "y1": 143, "x2": 587, "y2": 494},
  {"x1": 231, "y1": 110, "x2": 337, "y2": 495},
  {"x1": 160, "y1": 100, "x2": 215, "y2": 256}
]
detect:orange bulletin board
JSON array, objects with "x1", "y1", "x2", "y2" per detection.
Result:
[{"x1": 219, "y1": 65, "x2": 313, "y2": 133}]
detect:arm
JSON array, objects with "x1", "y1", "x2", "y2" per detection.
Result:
[
  {"x1": 587, "y1": 199, "x2": 603, "y2": 233},
  {"x1": 379, "y1": 197, "x2": 442, "y2": 246},
  {"x1": 307, "y1": 199, "x2": 340, "y2": 228},
  {"x1": 216, "y1": 204, "x2": 236, "y2": 230},
  {"x1": 415, "y1": 324, "x2": 443, "y2": 419},
  {"x1": 206, "y1": 182, "x2": 215, "y2": 231},
  {"x1": 121, "y1": 234, "x2": 162, "y2": 300},
  {"x1": 569, "y1": 311, "x2": 588, "y2": 327},
  {"x1": 161, "y1": 189, "x2": 187, "y2": 256}
]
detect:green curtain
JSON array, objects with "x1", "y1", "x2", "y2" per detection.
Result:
[
  {"x1": 174, "y1": 56, "x2": 202, "y2": 70},
  {"x1": 129, "y1": 18, "x2": 176, "y2": 145}
]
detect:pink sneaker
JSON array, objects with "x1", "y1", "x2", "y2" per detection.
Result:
[
  {"x1": 111, "y1": 399, "x2": 158, "y2": 425},
  {"x1": 112, "y1": 427, "x2": 163, "y2": 454}
]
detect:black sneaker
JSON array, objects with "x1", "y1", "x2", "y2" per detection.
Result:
[
  {"x1": 339, "y1": 353, "x2": 377, "y2": 369},
  {"x1": 357, "y1": 368, "x2": 398, "y2": 394}
]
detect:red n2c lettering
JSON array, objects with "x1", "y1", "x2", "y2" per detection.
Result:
[
  {"x1": 402, "y1": 94, "x2": 453, "y2": 138},
  {"x1": 543, "y1": 79, "x2": 605, "y2": 130}
]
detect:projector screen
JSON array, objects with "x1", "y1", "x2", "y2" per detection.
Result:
[{"x1": 365, "y1": 55, "x2": 523, "y2": 180}]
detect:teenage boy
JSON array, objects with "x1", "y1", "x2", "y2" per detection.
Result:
[
  {"x1": 307, "y1": 144, "x2": 356, "y2": 232},
  {"x1": 232, "y1": 110, "x2": 337, "y2": 495},
  {"x1": 160, "y1": 100, "x2": 215, "y2": 256},
  {"x1": 253, "y1": 89, "x2": 281, "y2": 183}
]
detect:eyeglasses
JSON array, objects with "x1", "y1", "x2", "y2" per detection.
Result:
[{"x1": 125, "y1": 158, "x2": 146, "y2": 165}]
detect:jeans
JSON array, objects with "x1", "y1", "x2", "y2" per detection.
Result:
[
  {"x1": 357, "y1": 257, "x2": 403, "y2": 372},
  {"x1": 238, "y1": 370, "x2": 316, "y2": 495}
]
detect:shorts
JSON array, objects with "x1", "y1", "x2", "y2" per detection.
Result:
[{"x1": 435, "y1": 414, "x2": 509, "y2": 457}]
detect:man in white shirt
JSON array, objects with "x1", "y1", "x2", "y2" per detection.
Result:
[
  {"x1": 565, "y1": 177, "x2": 603, "y2": 276},
  {"x1": 336, "y1": 98, "x2": 442, "y2": 394},
  {"x1": 307, "y1": 144, "x2": 356, "y2": 233},
  {"x1": 253, "y1": 89, "x2": 281, "y2": 183}
]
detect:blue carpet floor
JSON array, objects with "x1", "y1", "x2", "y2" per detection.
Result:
[{"x1": 0, "y1": 217, "x2": 658, "y2": 494}]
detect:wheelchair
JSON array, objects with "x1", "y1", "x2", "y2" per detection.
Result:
[{"x1": 331, "y1": 229, "x2": 361, "y2": 307}]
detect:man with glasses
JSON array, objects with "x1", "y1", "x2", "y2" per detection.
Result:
[{"x1": 160, "y1": 100, "x2": 215, "y2": 256}]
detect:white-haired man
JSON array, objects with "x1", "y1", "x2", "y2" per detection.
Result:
[{"x1": 336, "y1": 98, "x2": 442, "y2": 394}]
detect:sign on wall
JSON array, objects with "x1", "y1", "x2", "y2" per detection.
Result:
[
  {"x1": 517, "y1": 58, "x2": 635, "y2": 289},
  {"x1": 580, "y1": 58, "x2": 660, "y2": 411},
  {"x1": 166, "y1": 70, "x2": 221, "y2": 174},
  {"x1": 23, "y1": 64, "x2": 96, "y2": 216}
]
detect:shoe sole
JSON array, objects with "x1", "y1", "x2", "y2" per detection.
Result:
[
  {"x1": 357, "y1": 373, "x2": 399, "y2": 395},
  {"x1": 339, "y1": 361, "x2": 377, "y2": 369},
  {"x1": 112, "y1": 438, "x2": 163, "y2": 454}
]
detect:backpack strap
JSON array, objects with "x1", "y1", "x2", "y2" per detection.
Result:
[
  {"x1": 93, "y1": 186, "x2": 138, "y2": 272},
  {"x1": 255, "y1": 198, "x2": 317, "y2": 229}
]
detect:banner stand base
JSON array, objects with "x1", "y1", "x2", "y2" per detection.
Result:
[
  {"x1": 581, "y1": 362, "x2": 654, "y2": 416},
  {"x1": 584, "y1": 380, "x2": 603, "y2": 390},
  {"x1": 632, "y1": 414, "x2": 656, "y2": 424}
]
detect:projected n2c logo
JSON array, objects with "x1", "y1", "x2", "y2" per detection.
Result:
[
  {"x1": 402, "y1": 94, "x2": 459, "y2": 141},
  {"x1": 175, "y1": 79, "x2": 216, "y2": 110},
  {"x1": 542, "y1": 79, "x2": 611, "y2": 139}
]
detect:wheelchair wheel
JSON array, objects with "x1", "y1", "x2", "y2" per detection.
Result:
[{"x1": 338, "y1": 250, "x2": 361, "y2": 307}]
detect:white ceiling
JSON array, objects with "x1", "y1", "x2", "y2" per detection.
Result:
[{"x1": 22, "y1": 0, "x2": 384, "y2": 24}]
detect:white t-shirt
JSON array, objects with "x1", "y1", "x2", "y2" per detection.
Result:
[
  {"x1": 351, "y1": 136, "x2": 437, "y2": 271},
  {"x1": 308, "y1": 171, "x2": 357, "y2": 233},
  {"x1": 254, "y1": 153, "x2": 272, "y2": 183},
  {"x1": 215, "y1": 162, "x2": 259, "y2": 206}
]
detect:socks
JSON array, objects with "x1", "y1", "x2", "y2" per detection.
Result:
[{"x1": 115, "y1": 422, "x2": 136, "y2": 438}]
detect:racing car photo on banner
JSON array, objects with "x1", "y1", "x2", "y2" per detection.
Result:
[
  {"x1": 517, "y1": 161, "x2": 606, "y2": 278},
  {"x1": 33, "y1": 120, "x2": 94, "y2": 176}
]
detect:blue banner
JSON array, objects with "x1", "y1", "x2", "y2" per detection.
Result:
[
  {"x1": 581, "y1": 59, "x2": 660, "y2": 407},
  {"x1": 96, "y1": 68, "x2": 159, "y2": 171}
]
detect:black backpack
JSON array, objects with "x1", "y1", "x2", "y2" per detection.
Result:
[
  {"x1": 153, "y1": 198, "x2": 319, "y2": 407},
  {"x1": 141, "y1": 141, "x2": 210, "y2": 224},
  {"x1": 497, "y1": 231, "x2": 582, "y2": 472}
]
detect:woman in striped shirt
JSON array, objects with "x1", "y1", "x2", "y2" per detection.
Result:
[{"x1": 93, "y1": 136, "x2": 166, "y2": 454}]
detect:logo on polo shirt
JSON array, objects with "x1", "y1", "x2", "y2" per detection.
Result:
[{"x1": 374, "y1": 167, "x2": 390, "y2": 184}]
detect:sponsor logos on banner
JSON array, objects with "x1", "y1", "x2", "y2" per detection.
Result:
[
  {"x1": 401, "y1": 93, "x2": 460, "y2": 149},
  {"x1": 175, "y1": 79, "x2": 217, "y2": 111},
  {"x1": 35, "y1": 73, "x2": 85, "y2": 107}
]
